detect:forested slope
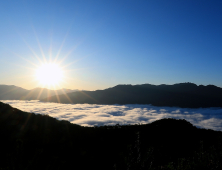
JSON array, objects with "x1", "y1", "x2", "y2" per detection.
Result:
[{"x1": 1, "y1": 101, "x2": 222, "y2": 169}]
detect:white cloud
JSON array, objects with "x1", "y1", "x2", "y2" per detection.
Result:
[{"x1": 1, "y1": 100, "x2": 222, "y2": 131}]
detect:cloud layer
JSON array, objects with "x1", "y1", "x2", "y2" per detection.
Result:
[{"x1": 1, "y1": 100, "x2": 222, "y2": 131}]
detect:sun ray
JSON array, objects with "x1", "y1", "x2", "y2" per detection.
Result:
[
  {"x1": 56, "y1": 45, "x2": 79, "y2": 65},
  {"x1": 58, "y1": 42, "x2": 94, "y2": 66},
  {"x1": 3, "y1": 52, "x2": 38, "y2": 70},
  {"x1": 53, "y1": 87, "x2": 61, "y2": 103},
  {"x1": 49, "y1": 42, "x2": 53, "y2": 63},
  {"x1": 32, "y1": 25, "x2": 47, "y2": 63},
  {"x1": 14, "y1": 55, "x2": 39, "y2": 68},
  {"x1": 22, "y1": 89, "x2": 34, "y2": 100},
  {"x1": 54, "y1": 32, "x2": 69, "y2": 63},
  {"x1": 79, "y1": 91, "x2": 100, "y2": 103},
  {"x1": 11, "y1": 63, "x2": 37, "y2": 71},
  {"x1": 2, "y1": 42, "x2": 41, "y2": 69},
  {"x1": 63, "y1": 67, "x2": 94, "y2": 73},
  {"x1": 60, "y1": 88, "x2": 73, "y2": 104},
  {"x1": 0, "y1": 86, "x2": 22, "y2": 97},
  {"x1": 48, "y1": 30, "x2": 54, "y2": 63},
  {"x1": 59, "y1": 51, "x2": 95, "y2": 71},
  {"x1": 10, "y1": 21, "x2": 45, "y2": 64},
  {"x1": 19, "y1": 35, "x2": 44, "y2": 64},
  {"x1": 53, "y1": 21, "x2": 76, "y2": 64},
  {"x1": 36, "y1": 88, "x2": 45, "y2": 100},
  {"x1": 62, "y1": 75, "x2": 86, "y2": 84},
  {"x1": 59, "y1": 56, "x2": 88, "y2": 69},
  {"x1": 20, "y1": 113, "x2": 32, "y2": 131}
]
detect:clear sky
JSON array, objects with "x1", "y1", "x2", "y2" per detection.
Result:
[{"x1": 0, "y1": 0, "x2": 222, "y2": 90}]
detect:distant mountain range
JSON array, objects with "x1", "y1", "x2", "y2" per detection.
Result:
[
  {"x1": 40, "y1": 83, "x2": 222, "y2": 108},
  {"x1": 1, "y1": 83, "x2": 222, "y2": 108},
  {"x1": 0, "y1": 85, "x2": 78, "y2": 100}
]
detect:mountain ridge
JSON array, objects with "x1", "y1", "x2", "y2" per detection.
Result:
[
  {"x1": 0, "y1": 85, "x2": 78, "y2": 100},
  {"x1": 40, "y1": 82, "x2": 222, "y2": 108}
]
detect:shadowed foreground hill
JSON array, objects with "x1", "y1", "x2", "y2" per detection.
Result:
[
  {"x1": 41, "y1": 82, "x2": 222, "y2": 108},
  {"x1": 0, "y1": 85, "x2": 76, "y2": 100},
  {"x1": 1, "y1": 102, "x2": 222, "y2": 170}
]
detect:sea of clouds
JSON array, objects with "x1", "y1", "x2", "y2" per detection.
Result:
[{"x1": 1, "y1": 100, "x2": 222, "y2": 131}]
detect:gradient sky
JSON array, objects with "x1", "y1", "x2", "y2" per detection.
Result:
[{"x1": 0, "y1": 0, "x2": 222, "y2": 90}]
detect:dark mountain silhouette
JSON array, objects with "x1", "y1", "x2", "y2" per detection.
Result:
[
  {"x1": 0, "y1": 85, "x2": 77, "y2": 100},
  {"x1": 24, "y1": 87, "x2": 76, "y2": 100},
  {"x1": 1, "y1": 101, "x2": 222, "y2": 169},
  {"x1": 41, "y1": 82, "x2": 222, "y2": 108},
  {"x1": 0, "y1": 85, "x2": 28, "y2": 100}
]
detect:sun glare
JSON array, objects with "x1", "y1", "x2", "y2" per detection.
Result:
[{"x1": 35, "y1": 63, "x2": 64, "y2": 87}]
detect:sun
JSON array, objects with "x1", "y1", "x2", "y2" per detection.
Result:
[{"x1": 35, "y1": 63, "x2": 64, "y2": 87}]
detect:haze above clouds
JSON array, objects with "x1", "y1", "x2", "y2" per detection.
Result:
[{"x1": 1, "y1": 100, "x2": 222, "y2": 131}]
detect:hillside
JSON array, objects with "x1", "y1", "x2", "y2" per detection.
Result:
[
  {"x1": 0, "y1": 85, "x2": 77, "y2": 100},
  {"x1": 1, "y1": 101, "x2": 222, "y2": 169},
  {"x1": 41, "y1": 82, "x2": 222, "y2": 108}
]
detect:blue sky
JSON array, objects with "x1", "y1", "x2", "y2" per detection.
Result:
[{"x1": 0, "y1": 0, "x2": 222, "y2": 90}]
